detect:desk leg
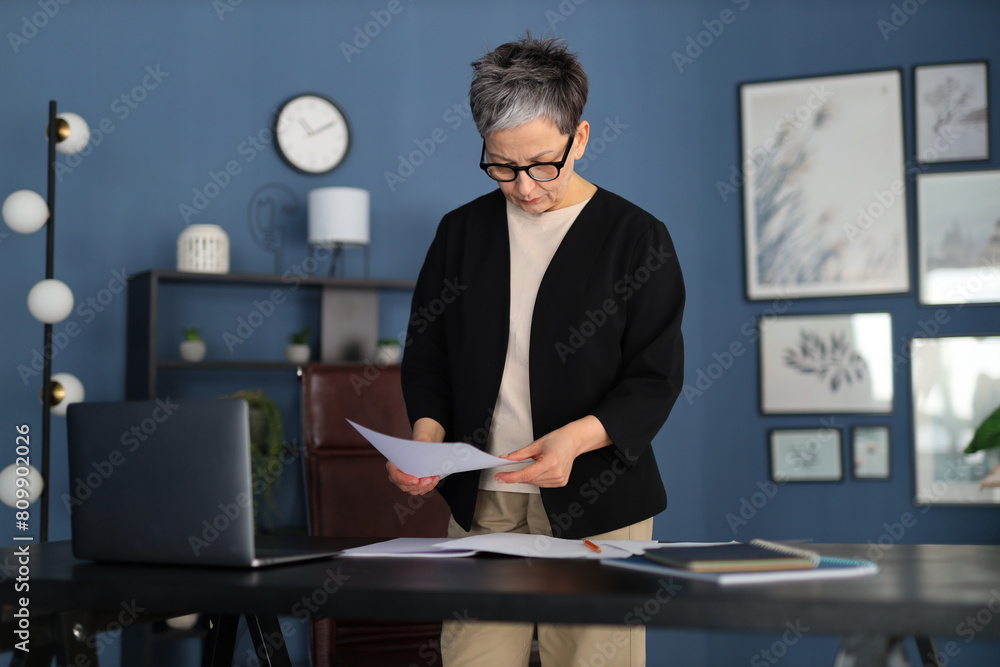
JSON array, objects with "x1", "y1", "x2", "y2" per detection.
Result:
[
  {"x1": 245, "y1": 614, "x2": 292, "y2": 667},
  {"x1": 201, "y1": 614, "x2": 238, "y2": 667},
  {"x1": 914, "y1": 636, "x2": 940, "y2": 667},
  {"x1": 834, "y1": 634, "x2": 910, "y2": 667}
]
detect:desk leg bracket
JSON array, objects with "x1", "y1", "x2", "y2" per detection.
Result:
[{"x1": 202, "y1": 613, "x2": 291, "y2": 667}]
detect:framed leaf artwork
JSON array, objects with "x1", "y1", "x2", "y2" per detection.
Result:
[{"x1": 759, "y1": 313, "x2": 894, "y2": 414}]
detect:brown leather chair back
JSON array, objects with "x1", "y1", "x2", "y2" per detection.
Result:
[{"x1": 301, "y1": 363, "x2": 450, "y2": 665}]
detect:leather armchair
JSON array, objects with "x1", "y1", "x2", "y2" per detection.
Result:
[{"x1": 301, "y1": 364, "x2": 451, "y2": 666}]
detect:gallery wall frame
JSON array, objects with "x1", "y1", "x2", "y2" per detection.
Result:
[
  {"x1": 912, "y1": 335, "x2": 1000, "y2": 506},
  {"x1": 916, "y1": 169, "x2": 1000, "y2": 305},
  {"x1": 739, "y1": 69, "x2": 909, "y2": 300},
  {"x1": 852, "y1": 425, "x2": 891, "y2": 480},
  {"x1": 759, "y1": 312, "x2": 894, "y2": 414},
  {"x1": 914, "y1": 60, "x2": 990, "y2": 164},
  {"x1": 769, "y1": 428, "x2": 843, "y2": 483}
]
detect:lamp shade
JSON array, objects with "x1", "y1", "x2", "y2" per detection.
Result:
[
  {"x1": 2, "y1": 190, "x2": 49, "y2": 234},
  {"x1": 308, "y1": 187, "x2": 370, "y2": 246}
]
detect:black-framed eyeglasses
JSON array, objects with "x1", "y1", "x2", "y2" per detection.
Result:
[{"x1": 479, "y1": 135, "x2": 575, "y2": 182}]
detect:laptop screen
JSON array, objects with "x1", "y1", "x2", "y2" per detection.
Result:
[{"x1": 66, "y1": 398, "x2": 258, "y2": 567}]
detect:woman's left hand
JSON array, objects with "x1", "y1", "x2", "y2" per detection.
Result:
[{"x1": 493, "y1": 416, "x2": 611, "y2": 488}]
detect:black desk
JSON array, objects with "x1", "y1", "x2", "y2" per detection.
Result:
[{"x1": 2, "y1": 539, "x2": 999, "y2": 666}]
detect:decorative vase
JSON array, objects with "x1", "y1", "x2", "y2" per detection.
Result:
[
  {"x1": 375, "y1": 342, "x2": 402, "y2": 365},
  {"x1": 179, "y1": 340, "x2": 206, "y2": 362},
  {"x1": 177, "y1": 224, "x2": 230, "y2": 274},
  {"x1": 286, "y1": 344, "x2": 310, "y2": 364}
]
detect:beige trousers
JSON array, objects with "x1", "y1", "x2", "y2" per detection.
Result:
[{"x1": 441, "y1": 490, "x2": 652, "y2": 667}]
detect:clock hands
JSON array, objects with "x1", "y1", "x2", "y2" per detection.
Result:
[
  {"x1": 311, "y1": 120, "x2": 338, "y2": 135},
  {"x1": 277, "y1": 95, "x2": 349, "y2": 173},
  {"x1": 297, "y1": 118, "x2": 338, "y2": 137}
]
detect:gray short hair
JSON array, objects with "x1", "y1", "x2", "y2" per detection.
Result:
[{"x1": 470, "y1": 34, "x2": 588, "y2": 138}]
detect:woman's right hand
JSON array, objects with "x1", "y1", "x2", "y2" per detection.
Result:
[
  {"x1": 386, "y1": 417, "x2": 446, "y2": 495},
  {"x1": 386, "y1": 461, "x2": 440, "y2": 495}
]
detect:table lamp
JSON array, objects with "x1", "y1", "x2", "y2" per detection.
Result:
[{"x1": 308, "y1": 187, "x2": 370, "y2": 277}]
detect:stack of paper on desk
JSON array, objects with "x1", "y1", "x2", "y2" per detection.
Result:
[
  {"x1": 338, "y1": 537, "x2": 878, "y2": 582},
  {"x1": 339, "y1": 535, "x2": 660, "y2": 560},
  {"x1": 338, "y1": 538, "x2": 478, "y2": 558}
]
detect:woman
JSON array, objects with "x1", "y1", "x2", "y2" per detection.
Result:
[{"x1": 392, "y1": 34, "x2": 685, "y2": 667}]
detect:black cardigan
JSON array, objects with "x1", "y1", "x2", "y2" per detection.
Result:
[{"x1": 401, "y1": 187, "x2": 685, "y2": 538}]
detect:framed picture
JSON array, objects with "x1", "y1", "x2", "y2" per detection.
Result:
[
  {"x1": 740, "y1": 69, "x2": 909, "y2": 300},
  {"x1": 912, "y1": 336, "x2": 1000, "y2": 505},
  {"x1": 770, "y1": 428, "x2": 843, "y2": 482},
  {"x1": 915, "y1": 61, "x2": 990, "y2": 164},
  {"x1": 917, "y1": 169, "x2": 1000, "y2": 305},
  {"x1": 852, "y1": 426, "x2": 891, "y2": 479},
  {"x1": 759, "y1": 312, "x2": 894, "y2": 414}
]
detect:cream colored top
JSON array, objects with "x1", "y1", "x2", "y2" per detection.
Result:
[{"x1": 479, "y1": 197, "x2": 592, "y2": 494}]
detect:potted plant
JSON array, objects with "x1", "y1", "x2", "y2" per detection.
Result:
[
  {"x1": 286, "y1": 326, "x2": 311, "y2": 364},
  {"x1": 964, "y1": 404, "x2": 1000, "y2": 488},
  {"x1": 225, "y1": 389, "x2": 284, "y2": 529},
  {"x1": 179, "y1": 327, "x2": 206, "y2": 362},
  {"x1": 375, "y1": 337, "x2": 402, "y2": 364}
]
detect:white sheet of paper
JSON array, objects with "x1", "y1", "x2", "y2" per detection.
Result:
[
  {"x1": 438, "y1": 533, "x2": 639, "y2": 560},
  {"x1": 336, "y1": 535, "x2": 660, "y2": 560},
  {"x1": 598, "y1": 540, "x2": 661, "y2": 555},
  {"x1": 347, "y1": 420, "x2": 520, "y2": 478},
  {"x1": 339, "y1": 538, "x2": 477, "y2": 558}
]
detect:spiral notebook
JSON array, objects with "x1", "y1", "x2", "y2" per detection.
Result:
[{"x1": 604, "y1": 541, "x2": 878, "y2": 585}]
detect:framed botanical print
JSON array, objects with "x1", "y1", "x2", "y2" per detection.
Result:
[
  {"x1": 770, "y1": 428, "x2": 843, "y2": 482},
  {"x1": 917, "y1": 169, "x2": 1000, "y2": 305},
  {"x1": 740, "y1": 69, "x2": 909, "y2": 299},
  {"x1": 915, "y1": 61, "x2": 990, "y2": 164},
  {"x1": 760, "y1": 312, "x2": 894, "y2": 414},
  {"x1": 852, "y1": 425, "x2": 891, "y2": 479}
]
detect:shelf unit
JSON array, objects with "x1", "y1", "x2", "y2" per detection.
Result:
[{"x1": 125, "y1": 269, "x2": 414, "y2": 400}]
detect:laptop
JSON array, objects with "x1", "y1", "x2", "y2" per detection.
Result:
[{"x1": 66, "y1": 398, "x2": 340, "y2": 567}]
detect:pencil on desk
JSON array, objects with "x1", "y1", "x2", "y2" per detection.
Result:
[{"x1": 584, "y1": 539, "x2": 602, "y2": 553}]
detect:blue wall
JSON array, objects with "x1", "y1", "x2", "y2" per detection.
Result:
[{"x1": 1, "y1": 1, "x2": 998, "y2": 665}]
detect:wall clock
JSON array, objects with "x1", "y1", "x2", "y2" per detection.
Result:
[{"x1": 274, "y1": 94, "x2": 351, "y2": 174}]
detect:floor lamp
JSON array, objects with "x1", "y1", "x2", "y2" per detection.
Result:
[{"x1": 1, "y1": 101, "x2": 90, "y2": 542}]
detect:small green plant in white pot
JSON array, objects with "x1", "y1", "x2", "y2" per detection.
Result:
[
  {"x1": 180, "y1": 327, "x2": 206, "y2": 362},
  {"x1": 375, "y1": 337, "x2": 402, "y2": 364},
  {"x1": 286, "y1": 326, "x2": 311, "y2": 364}
]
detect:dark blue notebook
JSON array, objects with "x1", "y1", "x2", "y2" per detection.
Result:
[
  {"x1": 642, "y1": 539, "x2": 820, "y2": 572},
  {"x1": 605, "y1": 551, "x2": 878, "y2": 585}
]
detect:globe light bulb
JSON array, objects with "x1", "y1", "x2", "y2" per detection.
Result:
[
  {"x1": 53, "y1": 112, "x2": 90, "y2": 155},
  {"x1": 2, "y1": 190, "x2": 48, "y2": 234},
  {"x1": 27, "y1": 279, "x2": 74, "y2": 324},
  {"x1": 0, "y1": 463, "x2": 44, "y2": 508},
  {"x1": 48, "y1": 372, "x2": 85, "y2": 416}
]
